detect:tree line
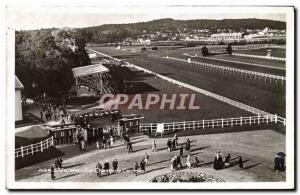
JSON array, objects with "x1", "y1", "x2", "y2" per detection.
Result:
[{"x1": 76, "y1": 18, "x2": 286, "y2": 43}]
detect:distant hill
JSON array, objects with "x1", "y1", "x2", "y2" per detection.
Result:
[{"x1": 75, "y1": 18, "x2": 286, "y2": 43}]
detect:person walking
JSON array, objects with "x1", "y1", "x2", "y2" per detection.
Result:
[
  {"x1": 185, "y1": 138, "x2": 191, "y2": 153},
  {"x1": 176, "y1": 155, "x2": 183, "y2": 169},
  {"x1": 96, "y1": 162, "x2": 102, "y2": 177},
  {"x1": 144, "y1": 153, "x2": 149, "y2": 165},
  {"x1": 170, "y1": 157, "x2": 175, "y2": 171},
  {"x1": 274, "y1": 155, "x2": 279, "y2": 172},
  {"x1": 194, "y1": 155, "x2": 201, "y2": 168},
  {"x1": 128, "y1": 141, "x2": 133, "y2": 153},
  {"x1": 238, "y1": 156, "x2": 244, "y2": 169},
  {"x1": 278, "y1": 156, "x2": 285, "y2": 172},
  {"x1": 40, "y1": 110, "x2": 43, "y2": 120},
  {"x1": 224, "y1": 153, "x2": 231, "y2": 167},
  {"x1": 140, "y1": 159, "x2": 146, "y2": 174},
  {"x1": 50, "y1": 165, "x2": 55, "y2": 180},
  {"x1": 167, "y1": 139, "x2": 172, "y2": 152},
  {"x1": 179, "y1": 146, "x2": 184, "y2": 158},
  {"x1": 58, "y1": 157, "x2": 63, "y2": 168},
  {"x1": 112, "y1": 159, "x2": 118, "y2": 173},
  {"x1": 174, "y1": 134, "x2": 178, "y2": 146},
  {"x1": 104, "y1": 160, "x2": 110, "y2": 174},
  {"x1": 172, "y1": 138, "x2": 176, "y2": 151},
  {"x1": 96, "y1": 141, "x2": 100, "y2": 150},
  {"x1": 133, "y1": 161, "x2": 139, "y2": 176},
  {"x1": 151, "y1": 139, "x2": 157, "y2": 152},
  {"x1": 186, "y1": 154, "x2": 191, "y2": 169},
  {"x1": 110, "y1": 136, "x2": 114, "y2": 147}
]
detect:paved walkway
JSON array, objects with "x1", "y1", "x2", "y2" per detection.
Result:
[{"x1": 16, "y1": 129, "x2": 285, "y2": 182}]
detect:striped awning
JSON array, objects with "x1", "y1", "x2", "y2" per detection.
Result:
[{"x1": 72, "y1": 64, "x2": 109, "y2": 78}]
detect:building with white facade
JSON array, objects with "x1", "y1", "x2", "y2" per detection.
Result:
[
  {"x1": 15, "y1": 76, "x2": 24, "y2": 122},
  {"x1": 210, "y1": 33, "x2": 243, "y2": 43}
]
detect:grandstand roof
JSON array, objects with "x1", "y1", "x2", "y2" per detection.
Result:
[
  {"x1": 15, "y1": 76, "x2": 24, "y2": 90},
  {"x1": 72, "y1": 64, "x2": 109, "y2": 78}
]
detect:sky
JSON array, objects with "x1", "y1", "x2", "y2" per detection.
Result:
[{"x1": 7, "y1": 6, "x2": 287, "y2": 30}]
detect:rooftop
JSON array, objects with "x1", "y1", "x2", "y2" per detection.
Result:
[
  {"x1": 72, "y1": 64, "x2": 109, "y2": 78},
  {"x1": 15, "y1": 76, "x2": 24, "y2": 90}
]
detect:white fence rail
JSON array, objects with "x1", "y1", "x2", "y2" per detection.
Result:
[
  {"x1": 164, "y1": 56, "x2": 285, "y2": 84},
  {"x1": 15, "y1": 136, "x2": 54, "y2": 158},
  {"x1": 140, "y1": 114, "x2": 285, "y2": 133},
  {"x1": 176, "y1": 44, "x2": 284, "y2": 51},
  {"x1": 232, "y1": 53, "x2": 286, "y2": 61}
]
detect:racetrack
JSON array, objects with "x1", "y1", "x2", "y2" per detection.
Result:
[{"x1": 90, "y1": 46, "x2": 286, "y2": 117}]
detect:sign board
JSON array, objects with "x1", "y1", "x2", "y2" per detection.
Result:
[{"x1": 156, "y1": 123, "x2": 164, "y2": 137}]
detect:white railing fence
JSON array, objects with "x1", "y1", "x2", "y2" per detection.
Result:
[
  {"x1": 140, "y1": 114, "x2": 285, "y2": 133},
  {"x1": 164, "y1": 56, "x2": 285, "y2": 85},
  {"x1": 15, "y1": 136, "x2": 54, "y2": 158},
  {"x1": 232, "y1": 53, "x2": 286, "y2": 61}
]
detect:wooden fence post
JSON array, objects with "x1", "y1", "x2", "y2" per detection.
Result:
[
  {"x1": 193, "y1": 121, "x2": 195, "y2": 130},
  {"x1": 275, "y1": 114, "x2": 278, "y2": 123},
  {"x1": 249, "y1": 116, "x2": 252, "y2": 125},
  {"x1": 240, "y1": 117, "x2": 242, "y2": 126},
  {"x1": 21, "y1": 146, "x2": 24, "y2": 158},
  {"x1": 51, "y1": 136, "x2": 54, "y2": 146},
  {"x1": 41, "y1": 141, "x2": 43, "y2": 152},
  {"x1": 183, "y1": 121, "x2": 186, "y2": 131},
  {"x1": 46, "y1": 139, "x2": 49, "y2": 149},
  {"x1": 31, "y1": 144, "x2": 34, "y2": 155},
  {"x1": 202, "y1": 119, "x2": 205, "y2": 129},
  {"x1": 266, "y1": 115, "x2": 269, "y2": 124},
  {"x1": 221, "y1": 118, "x2": 224, "y2": 128},
  {"x1": 231, "y1": 118, "x2": 233, "y2": 127}
]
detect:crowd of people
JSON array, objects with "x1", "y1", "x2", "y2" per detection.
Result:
[
  {"x1": 47, "y1": 129, "x2": 285, "y2": 181},
  {"x1": 274, "y1": 154, "x2": 285, "y2": 172},
  {"x1": 213, "y1": 150, "x2": 244, "y2": 170},
  {"x1": 40, "y1": 102, "x2": 74, "y2": 124}
]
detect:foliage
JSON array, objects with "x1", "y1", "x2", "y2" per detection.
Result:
[
  {"x1": 15, "y1": 29, "x2": 91, "y2": 99},
  {"x1": 226, "y1": 44, "x2": 233, "y2": 55},
  {"x1": 201, "y1": 46, "x2": 209, "y2": 56},
  {"x1": 75, "y1": 18, "x2": 286, "y2": 43}
]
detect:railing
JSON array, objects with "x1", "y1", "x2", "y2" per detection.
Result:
[
  {"x1": 232, "y1": 53, "x2": 286, "y2": 61},
  {"x1": 164, "y1": 56, "x2": 285, "y2": 85},
  {"x1": 88, "y1": 48, "x2": 272, "y2": 116},
  {"x1": 176, "y1": 44, "x2": 283, "y2": 51},
  {"x1": 140, "y1": 114, "x2": 285, "y2": 133},
  {"x1": 48, "y1": 123, "x2": 76, "y2": 130},
  {"x1": 15, "y1": 136, "x2": 54, "y2": 158}
]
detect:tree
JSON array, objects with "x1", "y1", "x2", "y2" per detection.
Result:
[
  {"x1": 201, "y1": 46, "x2": 209, "y2": 57},
  {"x1": 226, "y1": 44, "x2": 233, "y2": 55},
  {"x1": 15, "y1": 30, "x2": 91, "y2": 100}
]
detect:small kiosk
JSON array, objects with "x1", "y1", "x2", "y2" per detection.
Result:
[{"x1": 117, "y1": 114, "x2": 144, "y2": 136}]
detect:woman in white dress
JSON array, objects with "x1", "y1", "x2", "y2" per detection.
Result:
[{"x1": 186, "y1": 155, "x2": 191, "y2": 169}]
